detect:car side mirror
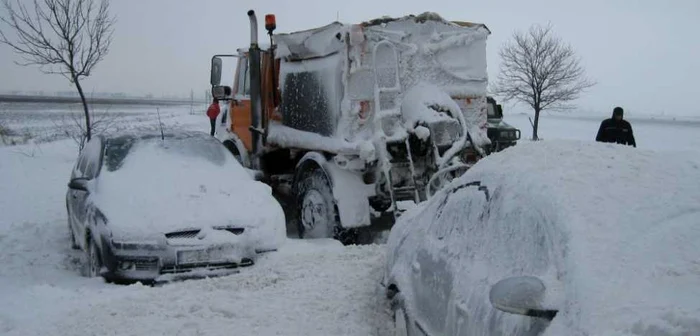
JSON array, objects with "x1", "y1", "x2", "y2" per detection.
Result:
[
  {"x1": 489, "y1": 276, "x2": 557, "y2": 321},
  {"x1": 68, "y1": 178, "x2": 90, "y2": 192}
]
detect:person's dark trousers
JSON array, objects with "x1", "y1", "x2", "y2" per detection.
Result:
[{"x1": 209, "y1": 118, "x2": 216, "y2": 136}]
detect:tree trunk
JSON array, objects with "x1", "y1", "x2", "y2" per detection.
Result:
[
  {"x1": 532, "y1": 108, "x2": 541, "y2": 141},
  {"x1": 74, "y1": 77, "x2": 91, "y2": 143}
]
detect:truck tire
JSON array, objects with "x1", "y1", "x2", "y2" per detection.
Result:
[
  {"x1": 295, "y1": 167, "x2": 341, "y2": 241},
  {"x1": 222, "y1": 140, "x2": 243, "y2": 166}
]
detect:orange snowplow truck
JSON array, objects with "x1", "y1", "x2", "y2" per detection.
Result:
[{"x1": 210, "y1": 10, "x2": 492, "y2": 244}]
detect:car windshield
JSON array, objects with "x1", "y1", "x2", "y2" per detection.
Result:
[{"x1": 103, "y1": 134, "x2": 228, "y2": 172}]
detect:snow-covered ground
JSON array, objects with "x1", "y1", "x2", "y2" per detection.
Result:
[
  {"x1": 1, "y1": 104, "x2": 699, "y2": 335},
  {"x1": 0, "y1": 104, "x2": 392, "y2": 336}
]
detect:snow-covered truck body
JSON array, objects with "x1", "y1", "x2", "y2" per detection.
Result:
[{"x1": 210, "y1": 11, "x2": 492, "y2": 244}]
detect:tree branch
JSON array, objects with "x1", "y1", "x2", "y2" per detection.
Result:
[{"x1": 1, "y1": 0, "x2": 115, "y2": 147}]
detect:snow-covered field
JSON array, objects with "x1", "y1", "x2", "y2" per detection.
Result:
[
  {"x1": 507, "y1": 112, "x2": 700, "y2": 153},
  {"x1": 1, "y1": 104, "x2": 699, "y2": 335},
  {"x1": 0, "y1": 102, "x2": 200, "y2": 145}
]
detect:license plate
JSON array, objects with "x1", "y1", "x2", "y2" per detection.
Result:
[{"x1": 177, "y1": 246, "x2": 232, "y2": 265}]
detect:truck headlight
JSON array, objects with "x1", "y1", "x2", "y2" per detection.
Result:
[
  {"x1": 499, "y1": 130, "x2": 513, "y2": 140},
  {"x1": 499, "y1": 130, "x2": 520, "y2": 140}
]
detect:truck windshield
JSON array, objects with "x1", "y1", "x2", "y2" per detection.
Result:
[
  {"x1": 236, "y1": 56, "x2": 250, "y2": 97},
  {"x1": 487, "y1": 103, "x2": 498, "y2": 118}
]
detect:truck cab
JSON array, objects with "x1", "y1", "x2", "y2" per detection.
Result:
[
  {"x1": 209, "y1": 10, "x2": 494, "y2": 244},
  {"x1": 486, "y1": 96, "x2": 520, "y2": 153}
]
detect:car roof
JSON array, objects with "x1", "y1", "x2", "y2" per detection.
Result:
[{"x1": 101, "y1": 130, "x2": 214, "y2": 144}]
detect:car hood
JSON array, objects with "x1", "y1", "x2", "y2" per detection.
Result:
[{"x1": 89, "y1": 145, "x2": 286, "y2": 249}]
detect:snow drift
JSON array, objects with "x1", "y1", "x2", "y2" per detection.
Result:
[{"x1": 386, "y1": 140, "x2": 700, "y2": 335}]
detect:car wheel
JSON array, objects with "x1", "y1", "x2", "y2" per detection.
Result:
[
  {"x1": 391, "y1": 294, "x2": 416, "y2": 336},
  {"x1": 395, "y1": 306, "x2": 409, "y2": 336},
  {"x1": 66, "y1": 204, "x2": 79, "y2": 250},
  {"x1": 84, "y1": 236, "x2": 103, "y2": 278}
]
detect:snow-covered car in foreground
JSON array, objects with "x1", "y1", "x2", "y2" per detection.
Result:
[
  {"x1": 65, "y1": 131, "x2": 286, "y2": 283},
  {"x1": 382, "y1": 140, "x2": 700, "y2": 335}
]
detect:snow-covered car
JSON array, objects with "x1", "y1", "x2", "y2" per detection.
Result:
[
  {"x1": 382, "y1": 140, "x2": 700, "y2": 336},
  {"x1": 65, "y1": 131, "x2": 286, "y2": 283}
]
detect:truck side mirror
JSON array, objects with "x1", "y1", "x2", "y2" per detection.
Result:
[
  {"x1": 496, "y1": 104, "x2": 504, "y2": 118},
  {"x1": 211, "y1": 56, "x2": 223, "y2": 86}
]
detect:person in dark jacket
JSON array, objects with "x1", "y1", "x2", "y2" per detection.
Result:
[
  {"x1": 596, "y1": 107, "x2": 636, "y2": 147},
  {"x1": 206, "y1": 98, "x2": 220, "y2": 136}
]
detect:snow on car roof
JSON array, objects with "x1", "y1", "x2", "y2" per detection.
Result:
[
  {"x1": 449, "y1": 140, "x2": 700, "y2": 335},
  {"x1": 93, "y1": 132, "x2": 281, "y2": 241},
  {"x1": 101, "y1": 130, "x2": 213, "y2": 142}
]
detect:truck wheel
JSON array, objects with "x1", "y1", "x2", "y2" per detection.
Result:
[
  {"x1": 295, "y1": 168, "x2": 341, "y2": 240},
  {"x1": 223, "y1": 140, "x2": 243, "y2": 165}
]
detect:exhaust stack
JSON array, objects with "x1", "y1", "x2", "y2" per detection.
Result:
[
  {"x1": 247, "y1": 10, "x2": 258, "y2": 45},
  {"x1": 247, "y1": 10, "x2": 263, "y2": 169}
]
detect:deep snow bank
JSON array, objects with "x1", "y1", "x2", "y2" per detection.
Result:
[{"x1": 4, "y1": 240, "x2": 390, "y2": 336}]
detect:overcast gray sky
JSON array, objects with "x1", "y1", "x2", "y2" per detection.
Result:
[{"x1": 1, "y1": 0, "x2": 698, "y2": 116}]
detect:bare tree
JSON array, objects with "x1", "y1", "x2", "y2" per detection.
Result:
[
  {"x1": 57, "y1": 106, "x2": 122, "y2": 150},
  {"x1": 0, "y1": 0, "x2": 115, "y2": 146},
  {"x1": 494, "y1": 23, "x2": 594, "y2": 140}
]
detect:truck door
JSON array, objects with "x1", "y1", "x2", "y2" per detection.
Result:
[{"x1": 232, "y1": 54, "x2": 253, "y2": 152}]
